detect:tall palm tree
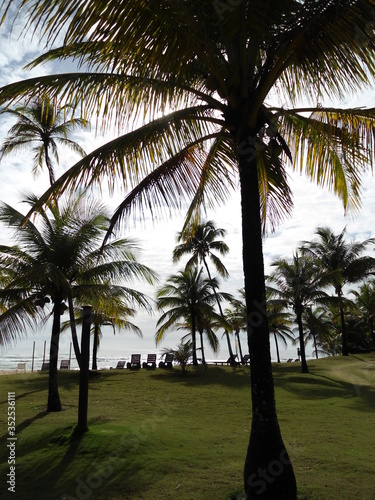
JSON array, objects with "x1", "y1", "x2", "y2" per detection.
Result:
[
  {"x1": 156, "y1": 267, "x2": 228, "y2": 365},
  {"x1": 302, "y1": 227, "x2": 375, "y2": 356},
  {"x1": 225, "y1": 290, "x2": 247, "y2": 363},
  {"x1": 351, "y1": 281, "x2": 375, "y2": 348},
  {"x1": 3, "y1": 2, "x2": 375, "y2": 496},
  {"x1": 269, "y1": 252, "x2": 330, "y2": 373},
  {"x1": 0, "y1": 98, "x2": 88, "y2": 185},
  {"x1": 266, "y1": 299, "x2": 294, "y2": 364},
  {"x1": 0, "y1": 193, "x2": 156, "y2": 411},
  {"x1": 173, "y1": 220, "x2": 235, "y2": 362},
  {"x1": 302, "y1": 306, "x2": 336, "y2": 359}
]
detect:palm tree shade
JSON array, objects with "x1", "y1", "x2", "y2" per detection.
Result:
[{"x1": 3, "y1": 1, "x2": 375, "y2": 496}]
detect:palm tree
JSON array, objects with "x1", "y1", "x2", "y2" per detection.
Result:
[
  {"x1": 162, "y1": 340, "x2": 193, "y2": 376},
  {"x1": 266, "y1": 299, "x2": 294, "y2": 364},
  {"x1": 302, "y1": 227, "x2": 375, "y2": 356},
  {"x1": 3, "y1": 2, "x2": 375, "y2": 495},
  {"x1": 351, "y1": 281, "x2": 375, "y2": 348},
  {"x1": 0, "y1": 98, "x2": 88, "y2": 185},
  {"x1": 62, "y1": 288, "x2": 143, "y2": 370},
  {"x1": 173, "y1": 220, "x2": 235, "y2": 362},
  {"x1": 155, "y1": 267, "x2": 227, "y2": 365},
  {"x1": 302, "y1": 306, "x2": 336, "y2": 359},
  {"x1": 225, "y1": 290, "x2": 247, "y2": 363},
  {"x1": 0, "y1": 193, "x2": 156, "y2": 411},
  {"x1": 269, "y1": 252, "x2": 330, "y2": 373}
]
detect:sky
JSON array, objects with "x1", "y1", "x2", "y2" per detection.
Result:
[{"x1": 1, "y1": 10, "x2": 375, "y2": 365}]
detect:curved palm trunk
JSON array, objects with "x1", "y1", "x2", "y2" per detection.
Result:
[
  {"x1": 44, "y1": 143, "x2": 55, "y2": 186},
  {"x1": 338, "y1": 293, "x2": 349, "y2": 356},
  {"x1": 239, "y1": 143, "x2": 296, "y2": 499},
  {"x1": 68, "y1": 291, "x2": 81, "y2": 369},
  {"x1": 203, "y1": 259, "x2": 235, "y2": 362},
  {"x1": 370, "y1": 318, "x2": 375, "y2": 348},
  {"x1": 47, "y1": 298, "x2": 62, "y2": 412},
  {"x1": 296, "y1": 312, "x2": 309, "y2": 374},
  {"x1": 92, "y1": 324, "x2": 99, "y2": 370},
  {"x1": 274, "y1": 333, "x2": 281, "y2": 363}
]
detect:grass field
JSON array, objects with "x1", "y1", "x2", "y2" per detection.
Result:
[{"x1": 0, "y1": 354, "x2": 375, "y2": 499}]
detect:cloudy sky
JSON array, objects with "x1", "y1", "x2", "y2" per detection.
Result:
[{"x1": 1, "y1": 10, "x2": 375, "y2": 364}]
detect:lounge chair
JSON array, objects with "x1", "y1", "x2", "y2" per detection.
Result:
[
  {"x1": 41, "y1": 362, "x2": 50, "y2": 371},
  {"x1": 60, "y1": 360, "x2": 70, "y2": 370},
  {"x1": 127, "y1": 354, "x2": 141, "y2": 370},
  {"x1": 242, "y1": 354, "x2": 250, "y2": 365},
  {"x1": 115, "y1": 360, "x2": 125, "y2": 369},
  {"x1": 143, "y1": 354, "x2": 157, "y2": 370},
  {"x1": 159, "y1": 353, "x2": 174, "y2": 368},
  {"x1": 17, "y1": 362, "x2": 26, "y2": 372},
  {"x1": 227, "y1": 354, "x2": 240, "y2": 366}
]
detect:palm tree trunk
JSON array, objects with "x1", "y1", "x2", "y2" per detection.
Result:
[
  {"x1": 236, "y1": 330, "x2": 244, "y2": 363},
  {"x1": 239, "y1": 140, "x2": 297, "y2": 499},
  {"x1": 274, "y1": 333, "x2": 281, "y2": 363},
  {"x1": 203, "y1": 259, "x2": 235, "y2": 362},
  {"x1": 47, "y1": 298, "x2": 62, "y2": 412},
  {"x1": 199, "y1": 330, "x2": 207, "y2": 367},
  {"x1": 68, "y1": 291, "x2": 81, "y2": 369},
  {"x1": 339, "y1": 295, "x2": 349, "y2": 356},
  {"x1": 370, "y1": 319, "x2": 375, "y2": 348},
  {"x1": 296, "y1": 312, "x2": 309, "y2": 374},
  {"x1": 92, "y1": 324, "x2": 99, "y2": 370},
  {"x1": 313, "y1": 332, "x2": 319, "y2": 359},
  {"x1": 191, "y1": 314, "x2": 198, "y2": 365}
]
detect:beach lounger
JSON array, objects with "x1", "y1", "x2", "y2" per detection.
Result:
[
  {"x1": 127, "y1": 354, "x2": 141, "y2": 370},
  {"x1": 159, "y1": 353, "x2": 174, "y2": 368},
  {"x1": 17, "y1": 362, "x2": 26, "y2": 372},
  {"x1": 60, "y1": 360, "x2": 70, "y2": 370},
  {"x1": 41, "y1": 362, "x2": 50, "y2": 371},
  {"x1": 212, "y1": 355, "x2": 240, "y2": 366},
  {"x1": 143, "y1": 354, "x2": 157, "y2": 370},
  {"x1": 115, "y1": 360, "x2": 125, "y2": 369},
  {"x1": 242, "y1": 354, "x2": 250, "y2": 365}
]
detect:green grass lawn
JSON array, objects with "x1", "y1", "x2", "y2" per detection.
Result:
[{"x1": 0, "y1": 354, "x2": 375, "y2": 499}]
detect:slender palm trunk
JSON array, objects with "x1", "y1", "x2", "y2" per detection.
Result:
[
  {"x1": 203, "y1": 259, "x2": 235, "y2": 361},
  {"x1": 47, "y1": 298, "x2": 62, "y2": 412},
  {"x1": 338, "y1": 293, "x2": 349, "y2": 356},
  {"x1": 313, "y1": 333, "x2": 319, "y2": 359},
  {"x1": 274, "y1": 333, "x2": 281, "y2": 363},
  {"x1": 296, "y1": 312, "x2": 309, "y2": 374},
  {"x1": 199, "y1": 330, "x2": 207, "y2": 367},
  {"x1": 239, "y1": 141, "x2": 296, "y2": 499},
  {"x1": 191, "y1": 314, "x2": 198, "y2": 365},
  {"x1": 68, "y1": 291, "x2": 81, "y2": 369},
  {"x1": 92, "y1": 324, "x2": 99, "y2": 370},
  {"x1": 236, "y1": 330, "x2": 244, "y2": 363}
]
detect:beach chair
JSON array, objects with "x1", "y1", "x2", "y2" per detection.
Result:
[
  {"x1": 41, "y1": 362, "x2": 50, "y2": 371},
  {"x1": 242, "y1": 354, "x2": 251, "y2": 365},
  {"x1": 17, "y1": 362, "x2": 26, "y2": 372},
  {"x1": 143, "y1": 354, "x2": 157, "y2": 370},
  {"x1": 159, "y1": 353, "x2": 174, "y2": 368},
  {"x1": 115, "y1": 360, "x2": 125, "y2": 369},
  {"x1": 127, "y1": 354, "x2": 141, "y2": 370},
  {"x1": 227, "y1": 354, "x2": 240, "y2": 367},
  {"x1": 60, "y1": 360, "x2": 70, "y2": 370}
]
